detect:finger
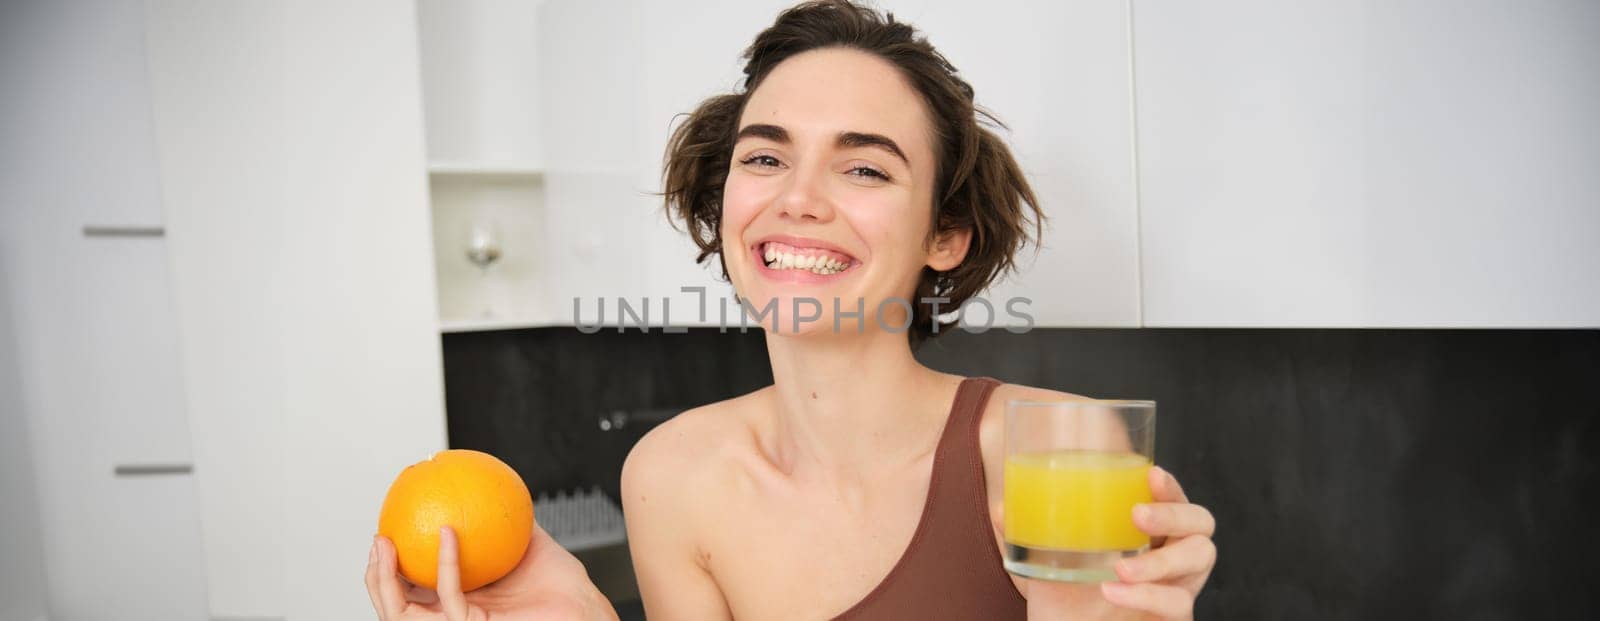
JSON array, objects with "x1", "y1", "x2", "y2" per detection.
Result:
[
  {"x1": 1114, "y1": 534, "x2": 1217, "y2": 584},
  {"x1": 1134, "y1": 502, "x2": 1215, "y2": 538},
  {"x1": 405, "y1": 582, "x2": 440, "y2": 604},
  {"x1": 436, "y1": 526, "x2": 470, "y2": 621},
  {"x1": 1149, "y1": 466, "x2": 1188, "y2": 504},
  {"x1": 374, "y1": 535, "x2": 409, "y2": 616},
  {"x1": 1100, "y1": 580, "x2": 1194, "y2": 619},
  {"x1": 364, "y1": 537, "x2": 386, "y2": 618}
]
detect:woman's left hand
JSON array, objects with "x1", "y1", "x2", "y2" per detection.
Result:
[{"x1": 1022, "y1": 466, "x2": 1216, "y2": 620}]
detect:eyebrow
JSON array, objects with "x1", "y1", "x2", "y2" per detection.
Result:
[{"x1": 735, "y1": 123, "x2": 909, "y2": 166}]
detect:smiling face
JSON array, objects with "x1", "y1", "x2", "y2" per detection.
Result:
[{"x1": 721, "y1": 47, "x2": 967, "y2": 336}]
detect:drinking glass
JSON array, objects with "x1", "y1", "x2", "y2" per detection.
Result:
[{"x1": 1003, "y1": 399, "x2": 1156, "y2": 582}]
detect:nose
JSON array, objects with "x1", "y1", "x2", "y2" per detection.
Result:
[{"x1": 775, "y1": 167, "x2": 834, "y2": 223}]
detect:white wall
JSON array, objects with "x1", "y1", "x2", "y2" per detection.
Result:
[
  {"x1": 145, "y1": 1, "x2": 449, "y2": 619},
  {"x1": 1134, "y1": 0, "x2": 1600, "y2": 328},
  {"x1": 143, "y1": 0, "x2": 288, "y2": 615},
  {"x1": 279, "y1": 2, "x2": 449, "y2": 616}
]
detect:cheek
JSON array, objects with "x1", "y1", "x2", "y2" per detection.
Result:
[
  {"x1": 719, "y1": 177, "x2": 765, "y2": 241},
  {"x1": 848, "y1": 200, "x2": 927, "y2": 268}
]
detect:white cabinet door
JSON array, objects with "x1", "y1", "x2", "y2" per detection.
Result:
[
  {"x1": 1133, "y1": 1, "x2": 1600, "y2": 328},
  {"x1": 900, "y1": 0, "x2": 1143, "y2": 328},
  {"x1": 2, "y1": 0, "x2": 211, "y2": 617},
  {"x1": 11, "y1": 0, "x2": 171, "y2": 230},
  {"x1": 27, "y1": 236, "x2": 210, "y2": 621}
]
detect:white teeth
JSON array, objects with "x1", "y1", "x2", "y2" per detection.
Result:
[{"x1": 761, "y1": 243, "x2": 852, "y2": 274}]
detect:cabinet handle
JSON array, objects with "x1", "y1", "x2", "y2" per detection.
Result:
[
  {"x1": 83, "y1": 225, "x2": 164, "y2": 238},
  {"x1": 113, "y1": 463, "x2": 192, "y2": 477}
]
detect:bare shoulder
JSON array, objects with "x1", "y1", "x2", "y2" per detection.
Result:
[
  {"x1": 981, "y1": 382, "x2": 1092, "y2": 433},
  {"x1": 621, "y1": 388, "x2": 766, "y2": 503},
  {"x1": 620, "y1": 390, "x2": 767, "y2": 620},
  {"x1": 978, "y1": 381, "x2": 1093, "y2": 457},
  {"x1": 990, "y1": 382, "x2": 1092, "y2": 406}
]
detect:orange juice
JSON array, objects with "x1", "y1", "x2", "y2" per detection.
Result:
[{"x1": 1003, "y1": 450, "x2": 1153, "y2": 551}]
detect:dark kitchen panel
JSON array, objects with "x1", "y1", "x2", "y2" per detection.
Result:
[
  {"x1": 443, "y1": 326, "x2": 1600, "y2": 619},
  {"x1": 441, "y1": 327, "x2": 771, "y2": 500}
]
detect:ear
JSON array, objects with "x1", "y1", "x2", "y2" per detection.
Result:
[{"x1": 925, "y1": 226, "x2": 972, "y2": 272}]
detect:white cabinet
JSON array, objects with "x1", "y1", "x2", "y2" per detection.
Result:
[
  {"x1": 418, "y1": 0, "x2": 546, "y2": 167},
  {"x1": 905, "y1": 0, "x2": 1142, "y2": 328},
  {"x1": 423, "y1": 0, "x2": 1600, "y2": 334},
  {"x1": 1, "y1": 1, "x2": 210, "y2": 618},
  {"x1": 49, "y1": 237, "x2": 209, "y2": 621},
  {"x1": 419, "y1": 0, "x2": 556, "y2": 329},
  {"x1": 1132, "y1": 0, "x2": 1600, "y2": 328},
  {"x1": 18, "y1": 236, "x2": 211, "y2": 621},
  {"x1": 4, "y1": 1, "x2": 450, "y2": 620}
]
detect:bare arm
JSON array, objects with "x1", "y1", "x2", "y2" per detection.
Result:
[{"x1": 621, "y1": 420, "x2": 735, "y2": 621}]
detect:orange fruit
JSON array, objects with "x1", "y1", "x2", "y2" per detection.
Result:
[{"x1": 377, "y1": 449, "x2": 534, "y2": 591}]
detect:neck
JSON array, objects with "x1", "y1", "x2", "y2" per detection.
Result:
[{"x1": 759, "y1": 327, "x2": 959, "y2": 481}]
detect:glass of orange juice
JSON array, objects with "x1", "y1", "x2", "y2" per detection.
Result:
[{"x1": 1003, "y1": 399, "x2": 1156, "y2": 582}]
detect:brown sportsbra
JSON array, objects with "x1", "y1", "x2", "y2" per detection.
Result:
[{"x1": 831, "y1": 376, "x2": 1028, "y2": 620}]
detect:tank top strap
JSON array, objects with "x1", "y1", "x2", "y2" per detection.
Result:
[
  {"x1": 832, "y1": 375, "x2": 1026, "y2": 620},
  {"x1": 927, "y1": 376, "x2": 1004, "y2": 546},
  {"x1": 935, "y1": 376, "x2": 1002, "y2": 465}
]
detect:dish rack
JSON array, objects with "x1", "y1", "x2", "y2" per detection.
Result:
[{"x1": 534, "y1": 486, "x2": 627, "y2": 551}]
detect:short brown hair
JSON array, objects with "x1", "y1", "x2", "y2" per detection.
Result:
[{"x1": 662, "y1": 0, "x2": 1043, "y2": 345}]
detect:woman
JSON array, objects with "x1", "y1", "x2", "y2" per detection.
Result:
[{"x1": 367, "y1": 2, "x2": 1215, "y2": 619}]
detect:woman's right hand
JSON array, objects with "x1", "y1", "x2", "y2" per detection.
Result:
[{"x1": 364, "y1": 522, "x2": 618, "y2": 621}]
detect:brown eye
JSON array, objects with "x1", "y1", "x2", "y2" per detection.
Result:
[
  {"x1": 848, "y1": 166, "x2": 890, "y2": 181},
  {"x1": 740, "y1": 154, "x2": 782, "y2": 168}
]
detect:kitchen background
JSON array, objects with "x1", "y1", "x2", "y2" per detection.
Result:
[{"x1": 1, "y1": 1, "x2": 1597, "y2": 620}]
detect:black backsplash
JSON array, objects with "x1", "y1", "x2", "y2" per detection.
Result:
[{"x1": 442, "y1": 327, "x2": 1600, "y2": 619}]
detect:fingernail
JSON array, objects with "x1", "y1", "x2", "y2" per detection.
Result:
[
  {"x1": 1134, "y1": 504, "x2": 1153, "y2": 524},
  {"x1": 1101, "y1": 581, "x2": 1129, "y2": 599},
  {"x1": 1117, "y1": 558, "x2": 1141, "y2": 579},
  {"x1": 368, "y1": 543, "x2": 376, "y2": 564}
]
